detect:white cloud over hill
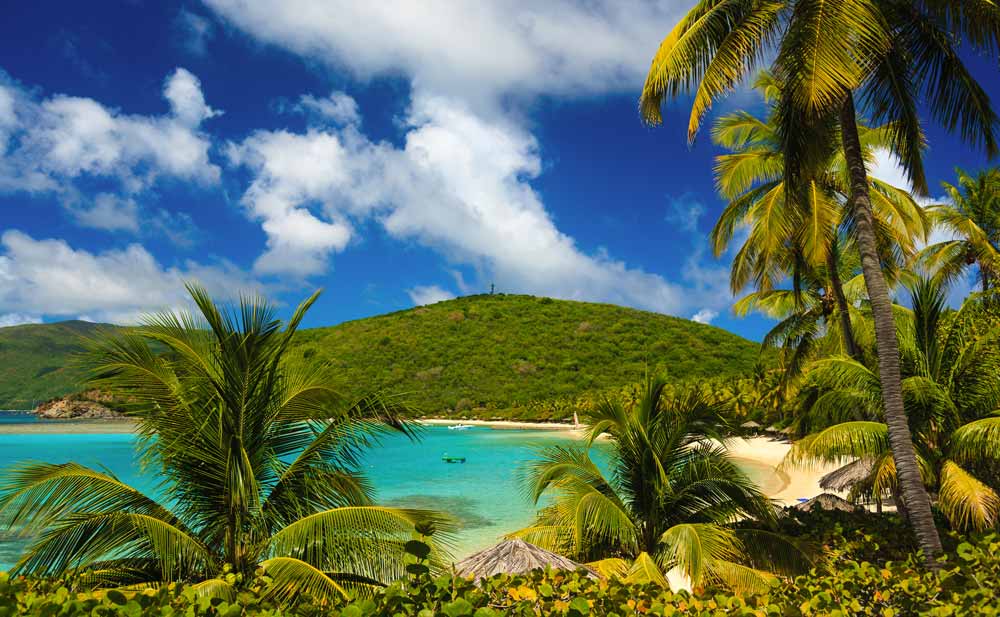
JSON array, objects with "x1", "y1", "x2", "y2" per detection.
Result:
[
  {"x1": 0, "y1": 230, "x2": 259, "y2": 324},
  {"x1": 201, "y1": 0, "x2": 689, "y2": 107},
  {"x1": 227, "y1": 92, "x2": 724, "y2": 315},
  {"x1": 0, "y1": 67, "x2": 219, "y2": 232}
]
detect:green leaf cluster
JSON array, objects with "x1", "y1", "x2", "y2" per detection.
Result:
[{"x1": 6, "y1": 526, "x2": 1000, "y2": 616}]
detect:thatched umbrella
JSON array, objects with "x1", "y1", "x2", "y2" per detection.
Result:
[
  {"x1": 793, "y1": 493, "x2": 861, "y2": 513},
  {"x1": 820, "y1": 458, "x2": 875, "y2": 493},
  {"x1": 740, "y1": 421, "x2": 761, "y2": 429},
  {"x1": 454, "y1": 538, "x2": 595, "y2": 581}
]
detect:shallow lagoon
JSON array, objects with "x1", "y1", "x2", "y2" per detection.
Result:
[{"x1": 0, "y1": 416, "x2": 783, "y2": 569}]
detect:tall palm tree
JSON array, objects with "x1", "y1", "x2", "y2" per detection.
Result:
[
  {"x1": 512, "y1": 377, "x2": 796, "y2": 592},
  {"x1": 640, "y1": 0, "x2": 1000, "y2": 562},
  {"x1": 919, "y1": 167, "x2": 1000, "y2": 293},
  {"x1": 712, "y1": 75, "x2": 928, "y2": 360},
  {"x1": 0, "y1": 285, "x2": 449, "y2": 604},
  {"x1": 786, "y1": 278, "x2": 1000, "y2": 531}
]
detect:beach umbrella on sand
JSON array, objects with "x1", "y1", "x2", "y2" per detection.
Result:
[
  {"x1": 820, "y1": 458, "x2": 875, "y2": 493},
  {"x1": 740, "y1": 421, "x2": 761, "y2": 429},
  {"x1": 454, "y1": 538, "x2": 596, "y2": 581}
]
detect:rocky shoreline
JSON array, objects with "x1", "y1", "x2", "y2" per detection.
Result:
[{"x1": 33, "y1": 390, "x2": 125, "y2": 420}]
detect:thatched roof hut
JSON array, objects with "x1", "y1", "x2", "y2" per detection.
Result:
[
  {"x1": 454, "y1": 538, "x2": 595, "y2": 581},
  {"x1": 820, "y1": 458, "x2": 874, "y2": 492},
  {"x1": 793, "y1": 493, "x2": 861, "y2": 513}
]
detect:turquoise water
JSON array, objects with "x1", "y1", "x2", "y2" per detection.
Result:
[
  {"x1": 0, "y1": 419, "x2": 781, "y2": 570},
  {"x1": 0, "y1": 422, "x2": 593, "y2": 569}
]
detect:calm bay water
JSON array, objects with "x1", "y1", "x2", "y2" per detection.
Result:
[{"x1": 0, "y1": 415, "x2": 781, "y2": 570}]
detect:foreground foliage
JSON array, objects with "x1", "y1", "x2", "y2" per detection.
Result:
[
  {"x1": 0, "y1": 286, "x2": 447, "y2": 602},
  {"x1": 4, "y1": 515, "x2": 1000, "y2": 616}
]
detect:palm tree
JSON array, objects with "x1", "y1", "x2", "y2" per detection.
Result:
[
  {"x1": 786, "y1": 278, "x2": 1000, "y2": 531},
  {"x1": 919, "y1": 167, "x2": 1000, "y2": 293},
  {"x1": 732, "y1": 256, "x2": 870, "y2": 384},
  {"x1": 0, "y1": 285, "x2": 449, "y2": 603},
  {"x1": 640, "y1": 1, "x2": 1000, "y2": 562},
  {"x1": 512, "y1": 377, "x2": 796, "y2": 592},
  {"x1": 712, "y1": 77, "x2": 928, "y2": 360}
]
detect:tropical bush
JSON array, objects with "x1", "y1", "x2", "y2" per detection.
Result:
[
  {"x1": 511, "y1": 377, "x2": 799, "y2": 592},
  {"x1": 4, "y1": 526, "x2": 1000, "y2": 616},
  {"x1": 0, "y1": 286, "x2": 448, "y2": 604}
]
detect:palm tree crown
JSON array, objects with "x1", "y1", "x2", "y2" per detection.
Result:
[
  {"x1": 0, "y1": 285, "x2": 448, "y2": 604},
  {"x1": 513, "y1": 377, "x2": 786, "y2": 591},
  {"x1": 919, "y1": 167, "x2": 1000, "y2": 293}
]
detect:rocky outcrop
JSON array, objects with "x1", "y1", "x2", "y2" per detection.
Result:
[{"x1": 33, "y1": 390, "x2": 125, "y2": 420}]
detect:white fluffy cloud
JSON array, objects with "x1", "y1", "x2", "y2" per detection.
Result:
[
  {"x1": 0, "y1": 230, "x2": 260, "y2": 323},
  {"x1": 0, "y1": 67, "x2": 220, "y2": 232},
  {"x1": 408, "y1": 285, "x2": 455, "y2": 306},
  {"x1": 202, "y1": 0, "x2": 691, "y2": 107},
  {"x1": 691, "y1": 308, "x2": 718, "y2": 325},
  {"x1": 227, "y1": 93, "x2": 728, "y2": 315},
  {"x1": 296, "y1": 91, "x2": 360, "y2": 126},
  {"x1": 0, "y1": 312, "x2": 41, "y2": 328}
]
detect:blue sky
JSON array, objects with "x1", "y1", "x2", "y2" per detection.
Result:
[{"x1": 1, "y1": 2, "x2": 998, "y2": 340}]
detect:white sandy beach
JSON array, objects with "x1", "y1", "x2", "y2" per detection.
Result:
[{"x1": 723, "y1": 437, "x2": 844, "y2": 506}]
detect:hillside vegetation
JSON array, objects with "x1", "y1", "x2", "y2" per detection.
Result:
[
  {"x1": 0, "y1": 295, "x2": 761, "y2": 415},
  {"x1": 0, "y1": 320, "x2": 105, "y2": 410},
  {"x1": 293, "y1": 294, "x2": 760, "y2": 417}
]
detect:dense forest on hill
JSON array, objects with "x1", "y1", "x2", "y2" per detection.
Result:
[{"x1": 0, "y1": 295, "x2": 761, "y2": 415}]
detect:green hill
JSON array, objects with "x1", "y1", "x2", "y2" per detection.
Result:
[
  {"x1": 0, "y1": 295, "x2": 762, "y2": 416},
  {"x1": 0, "y1": 320, "x2": 108, "y2": 410}
]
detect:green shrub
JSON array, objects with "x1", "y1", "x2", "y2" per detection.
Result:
[{"x1": 5, "y1": 531, "x2": 1000, "y2": 616}]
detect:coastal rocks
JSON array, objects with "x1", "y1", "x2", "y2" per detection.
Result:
[{"x1": 33, "y1": 390, "x2": 125, "y2": 420}]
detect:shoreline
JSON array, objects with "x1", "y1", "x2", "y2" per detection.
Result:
[
  {"x1": 418, "y1": 418, "x2": 578, "y2": 431},
  {"x1": 0, "y1": 416, "x2": 841, "y2": 505}
]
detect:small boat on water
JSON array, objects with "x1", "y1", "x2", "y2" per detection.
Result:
[
  {"x1": 448, "y1": 423, "x2": 474, "y2": 430},
  {"x1": 442, "y1": 453, "x2": 466, "y2": 463}
]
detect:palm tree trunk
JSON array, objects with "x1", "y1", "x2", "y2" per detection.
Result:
[
  {"x1": 839, "y1": 94, "x2": 943, "y2": 565},
  {"x1": 825, "y1": 242, "x2": 862, "y2": 360}
]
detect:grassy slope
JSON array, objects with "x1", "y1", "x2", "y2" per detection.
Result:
[
  {"x1": 0, "y1": 295, "x2": 762, "y2": 415},
  {"x1": 0, "y1": 320, "x2": 107, "y2": 410},
  {"x1": 292, "y1": 294, "x2": 761, "y2": 417}
]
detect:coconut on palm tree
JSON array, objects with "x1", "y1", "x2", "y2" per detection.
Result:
[
  {"x1": 512, "y1": 376, "x2": 801, "y2": 592},
  {"x1": 640, "y1": 0, "x2": 1000, "y2": 562},
  {"x1": 919, "y1": 167, "x2": 1000, "y2": 293},
  {"x1": 0, "y1": 285, "x2": 450, "y2": 604},
  {"x1": 786, "y1": 278, "x2": 1000, "y2": 531}
]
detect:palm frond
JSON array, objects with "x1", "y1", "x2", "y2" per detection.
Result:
[
  {"x1": 937, "y1": 460, "x2": 1000, "y2": 532},
  {"x1": 623, "y1": 551, "x2": 669, "y2": 587},
  {"x1": 260, "y1": 557, "x2": 348, "y2": 605}
]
